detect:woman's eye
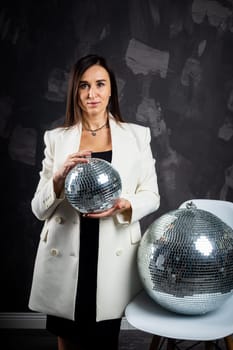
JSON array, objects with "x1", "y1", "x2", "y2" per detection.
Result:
[
  {"x1": 97, "y1": 82, "x2": 105, "y2": 87},
  {"x1": 79, "y1": 83, "x2": 89, "y2": 89}
]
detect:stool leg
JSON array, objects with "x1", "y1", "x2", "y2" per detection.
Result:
[
  {"x1": 224, "y1": 336, "x2": 233, "y2": 350},
  {"x1": 205, "y1": 341, "x2": 215, "y2": 350},
  {"x1": 149, "y1": 335, "x2": 162, "y2": 350},
  {"x1": 167, "y1": 338, "x2": 176, "y2": 350}
]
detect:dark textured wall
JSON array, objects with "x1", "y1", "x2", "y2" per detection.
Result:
[{"x1": 1, "y1": 0, "x2": 233, "y2": 312}]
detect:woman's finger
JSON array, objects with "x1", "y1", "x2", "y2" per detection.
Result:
[
  {"x1": 69, "y1": 150, "x2": 92, "y2": 159},
  {"x1": 83, "y1": 207, "x2": 116, "y2": 218}
]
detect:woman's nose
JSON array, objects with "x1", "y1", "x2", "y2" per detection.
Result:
[{"x1": 88, "y1": 87, "x2": 96, "y2": 98}]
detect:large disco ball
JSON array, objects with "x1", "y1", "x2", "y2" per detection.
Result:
[
  {"x1": 137, "y1": 202, "x2": 233, "y2": 315},
  {"x1": 65, "y1": 158, "x2": 122, "y2": 213}
]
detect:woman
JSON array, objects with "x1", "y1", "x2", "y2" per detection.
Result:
[{"x1": 29, "y1": 54, "x2": 160, "y2": 350}]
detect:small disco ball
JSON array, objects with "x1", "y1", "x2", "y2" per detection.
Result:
[
  {"x1": 65, "y1": 157, "x2": 122, "y2": 213},
  {"x1": 137, "y1": 202, "x2": 233, "y2": 315}
]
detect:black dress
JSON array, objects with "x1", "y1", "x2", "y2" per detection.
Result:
[{"x1": 46, "y1": 151, "x2": 122, "y2": 349}]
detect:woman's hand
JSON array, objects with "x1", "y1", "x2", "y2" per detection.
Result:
[
  {"x1": 53, "y1": 150, "x2": 92, "y2": 197},
  {"x1": 82, "y1": 198, "x2": 132, "y2": 219}
]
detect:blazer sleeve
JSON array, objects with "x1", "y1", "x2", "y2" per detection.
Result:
[
  {"x1": 31, "y1": 130, "x2": 65, "y2": 221},
  {"x1": 116, "y1": 126, "x2": 160, "y2": 225}
]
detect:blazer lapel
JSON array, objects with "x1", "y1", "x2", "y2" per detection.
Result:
[
  {"x1": 66, "y1": 124, "x2": 82, "y2": 153},
  {"x1": 109, "y1": 117, "x2": 137, "y2": 187},
  {"x1": 54, "y1": 124, "x2": 82, "y2": 171}
]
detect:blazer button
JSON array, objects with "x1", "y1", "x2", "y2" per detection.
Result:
[
  {"x1": 50, "y1": 248, "x2": 59, "y2": 256},
  {"x1": 116, "y1": 250, "x2": 123, "y2": 256},
  {"x1": 55, "y1": 216, "x2": 63, "y2": 224}
]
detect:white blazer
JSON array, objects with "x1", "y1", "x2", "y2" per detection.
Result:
[{"x1": 28, "y1": 116, "x2": 160, "y2": 321}]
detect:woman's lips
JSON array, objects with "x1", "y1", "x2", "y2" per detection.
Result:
[{"x1": 87, "y1": 102, "x2": 99, "y2": 107}]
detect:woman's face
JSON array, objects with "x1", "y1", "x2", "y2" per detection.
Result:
[{"x1": 78, "y1": 64, "x2": 111, "y2": 117}]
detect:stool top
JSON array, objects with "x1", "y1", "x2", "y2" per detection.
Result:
[{"x1": 125, "y1": 290, "x2": 233, "y2": 341}]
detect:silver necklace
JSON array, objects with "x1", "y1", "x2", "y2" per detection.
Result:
[{"x1": 84, "y1": 121, "x2": 108, "y2": 136}]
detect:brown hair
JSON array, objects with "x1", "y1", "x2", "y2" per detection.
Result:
[{"x1": 64, "y1": 54, "x2": 124, "y2": 127}]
